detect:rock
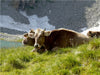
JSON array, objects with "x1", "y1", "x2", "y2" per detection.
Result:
[
  {"x1": 0, "y1": 0, "x2": 100, "y2": 34},
  {"x1": 0, "y1": 0, "x2": 30, "y2": 24},
  {"x1": 0, "y1": 27, "x2": 26, "y2": 34},
  {"x1": 26, "y1": 0, "x2": 100, "y2": 32}
]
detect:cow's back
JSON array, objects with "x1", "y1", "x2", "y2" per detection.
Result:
[{"x1": 44, "y1": 29, "x2": 89, "y2": 50}]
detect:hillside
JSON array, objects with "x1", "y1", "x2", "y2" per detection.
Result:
[
  {"x1": 0, "y1": 38, "x2": 100, "y2": 75},
  {"x1": 0, "y1": 0, "x2": 100, "y2": 34}
]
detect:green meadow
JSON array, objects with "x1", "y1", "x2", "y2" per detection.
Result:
[{"x1": 0, "y1": 38, "x2": 100, "y2": 75}]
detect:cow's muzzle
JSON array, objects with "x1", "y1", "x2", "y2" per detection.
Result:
[{"x1": 22, "y1": 40, "x2": 27, "y2": 45}]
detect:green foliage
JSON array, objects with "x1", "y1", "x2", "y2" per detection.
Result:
[
  {"x1": 0, "y1": 38, "x2": 100, "y2": 75},
  {"x1": 71, "y1": 67, "x2": 81, "y2": 74},
  {"x1": 88, "y1": 38, "x2": 100, "y2": 50}
]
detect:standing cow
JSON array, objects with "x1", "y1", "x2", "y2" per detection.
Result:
[{"x1": 29, "y1": 28, "x2": 90, "y2": 52}]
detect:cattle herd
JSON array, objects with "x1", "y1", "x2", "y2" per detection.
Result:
[{"x1": 22, "y1": 28, "x2": 100, "y2": 53}]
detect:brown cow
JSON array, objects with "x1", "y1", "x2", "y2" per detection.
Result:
[
  {"x1": 22, "y1": 29, "x2": 46, "y2": 53},
  {"x1": 87, "y1": 31, "x2": 100, "y2": 38},
  {"x1": 31, "y1": 28, "x2": 90, "y2": 52},
  {"x1": 22, "y1": 29, "x2": 35, "y2": 46}
]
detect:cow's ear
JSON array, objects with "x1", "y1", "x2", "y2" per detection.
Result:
[
  {"x1": 24, "y1": 33, "x2": 28, "y2": 37},
  {"x1": 28, "y1": 33, "x2": 34, "y2": 38},
  {"x1": 88, "y1": 31, "x2": 92, "y2": 34},
  {"x1": 44, "y1": 31, "x2": 51, "y2": 36},
  {"x1": 30, "y1": 29, "x2": 35, "y2": 33}
]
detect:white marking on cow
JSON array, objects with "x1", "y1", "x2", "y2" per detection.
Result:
[
  {"x1": 34, "y1": 28, "x2": 43, "y2": 37},
  {"x1": 28, "y1": 33, "x2": 34, "y2": 38}
]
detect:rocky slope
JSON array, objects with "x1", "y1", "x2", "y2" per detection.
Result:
[{"x1": 0, "y1": 0, "x2": 100, "y2": 34}]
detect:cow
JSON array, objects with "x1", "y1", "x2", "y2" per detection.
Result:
[
  {"x1": 22, "y1": 29, "x2": 35, "y2": 46},
  {"x1": 30, "y1": 28, "x2": 90, "y2": 52},
  {"x1": 87, "y1": 31, "x2": 100, "y2": 38},
  {"x1": 22, "y1": 29, "x2": 46, "y2": 53}
]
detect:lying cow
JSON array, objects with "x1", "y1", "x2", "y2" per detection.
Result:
[
  {"x1": 29, "y1": 28, "x2": 90, "y2": 52},
  {"x1": 22, "y1": 29, "x2": 46, "y2": 53},
  {"x1": 87, "y1": 31, "x2": 100, "y2": 38},
  {"x1": 22, "y1": 29, "x2": 35, "y2": 46}
]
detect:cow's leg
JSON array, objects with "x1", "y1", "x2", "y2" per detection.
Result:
[
  {"x1": 37, "y1": 48, "x2": 47, "y2": 53},
  {"x1": 32, "y1": 47, "x2": 47, "y2": 53},
  {"x1": 51, "y1": 47, "x2": 59, "y2": 51},
  {"x1": 31, "y1": 48, "x2": 37, "y2": 52}
]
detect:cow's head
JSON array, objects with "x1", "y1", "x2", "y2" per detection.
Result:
[
  {"x1": 22, "y1": 29, "x2": 35, "y2": 46},
  {"x1": 34, "y1": 28, "x2": 51, "y2": 49},
  {"x1": 87, "y1": 31, "x2": 97, "y2": 38}
]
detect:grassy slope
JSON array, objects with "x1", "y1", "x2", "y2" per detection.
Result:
[{"x1": 0, "y1": 38, "x2": 100, "y2": 75}]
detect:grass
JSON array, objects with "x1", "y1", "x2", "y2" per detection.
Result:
[{"x1": 0, "y1": 38, "x2": 100, "y2": 75}]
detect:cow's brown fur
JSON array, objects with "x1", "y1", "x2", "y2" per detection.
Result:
[
  {"x1": 34, "y1": 28, "x2": 90, "y2": 51},
  {"x1": 22, "y1": 33, "x2": 35, "y2": 46},
  {"x1": 87, "y1": 31, "x2": 100, "y2": 38},
  {"x1": 22, "y1": 29, "x2": 46, "y2": 53},
  {"x1": 22, "y1": 29, "x2": 36, "y2": 46}
]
